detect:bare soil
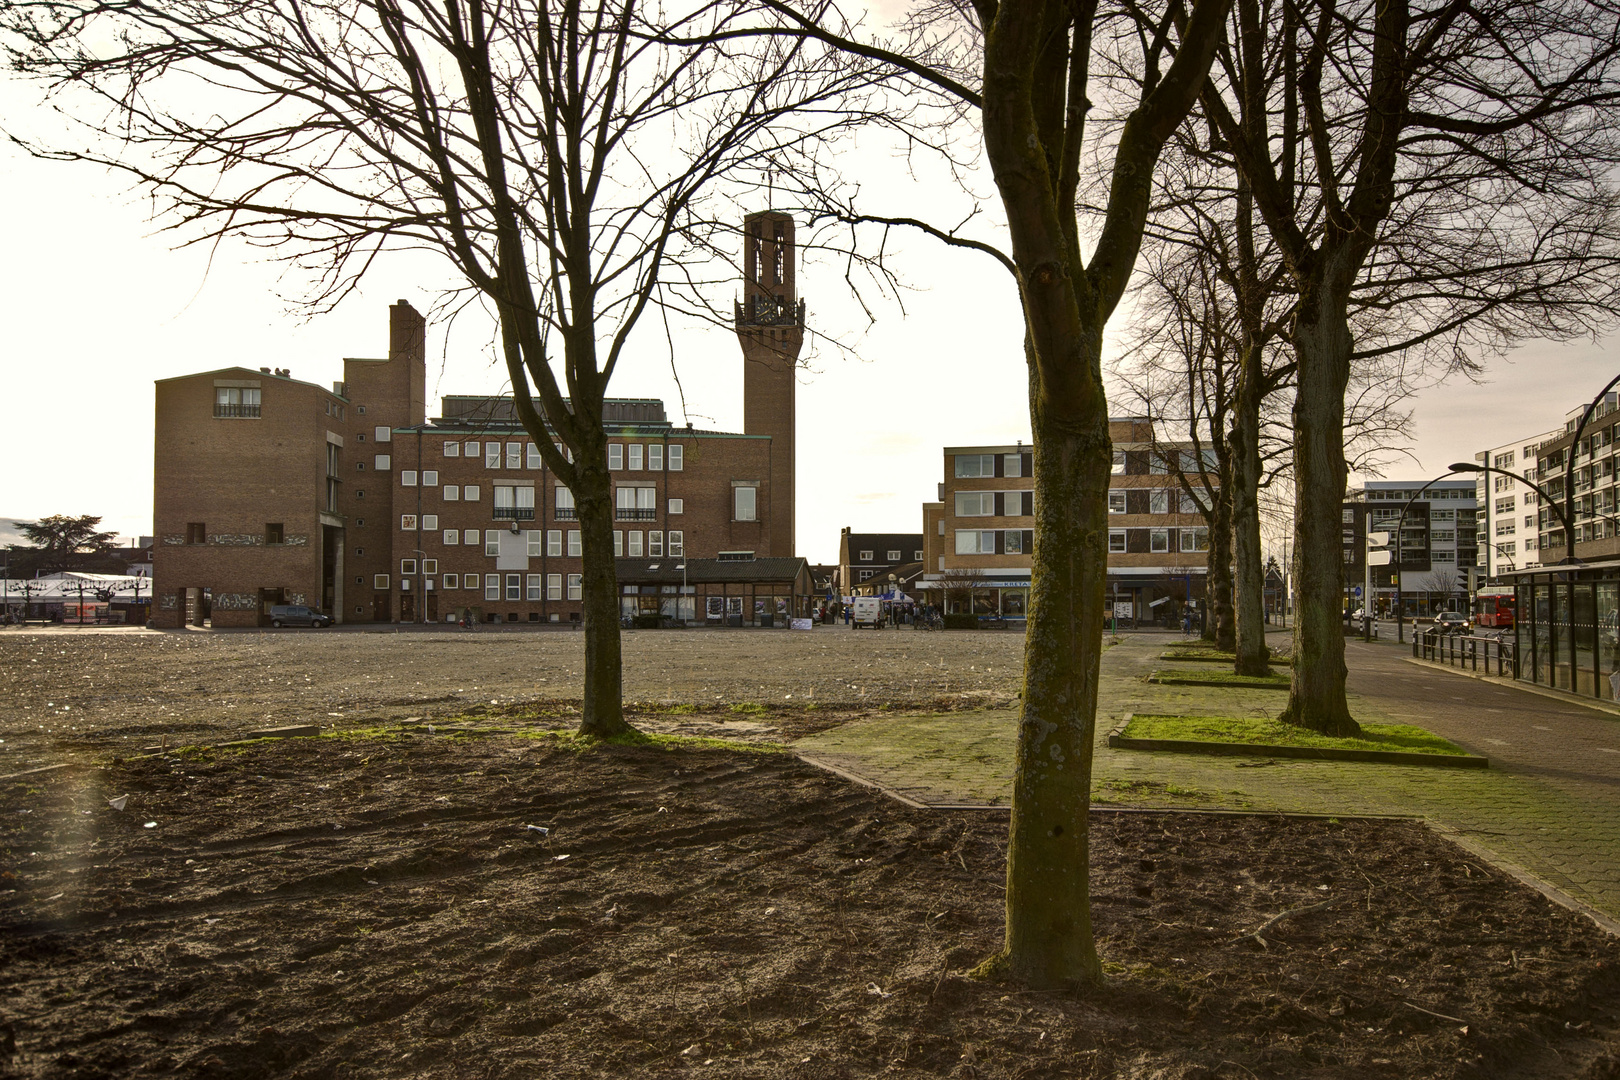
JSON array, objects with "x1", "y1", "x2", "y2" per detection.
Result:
[
  {"x1": 0, "y1": 629, "x2": 1024, "y2": 773},
  {"x1": 3, "y1": 732, "x2": 1619, "y2": 1079}
]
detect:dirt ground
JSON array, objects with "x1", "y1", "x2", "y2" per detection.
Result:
[
  {"x1": 3, "y1": 629, "x2": 1619, "y2": 1078},
  {"x1": 3, "y1": 734, "x2": 1618, "y2": 1079},
  {"x1": 0, "y1": 629, "x2": 1025, "y2": 774}
]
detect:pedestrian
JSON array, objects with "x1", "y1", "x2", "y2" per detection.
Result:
[{"x1": 1181, "y1": 608, "x2": 1192, "y2": 636}]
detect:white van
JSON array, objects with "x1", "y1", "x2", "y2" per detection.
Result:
[{"x1": 851, "y1": 596, "x2": 883, "y2": 629}]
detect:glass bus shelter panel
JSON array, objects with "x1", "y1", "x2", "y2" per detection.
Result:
[
  {"x1": 1533, "y1": 584, "x2": 1554, "y2": 687},
  {"x1": 1573, "y1": 582, "x2": 1598, "y2": 697},
  {"x1": 1602, "y1": 582, "x2": 1620, "y2": 699},
  {"x1": 1554, "y1": 584, "x2": 1572, "y2": 690}
]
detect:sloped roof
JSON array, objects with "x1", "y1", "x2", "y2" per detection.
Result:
[{"x1": 615, "y1": 556, "x2": 808, "y2": 584}]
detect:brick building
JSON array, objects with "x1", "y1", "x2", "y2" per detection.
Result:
[
  {"x1": 836, "y1": 528, "x2": 925, "y2": 593},
  {"x1": 918, "y1": 421, "x2": 1214, "y2": 624},
  {"x1": 151, "y1": 213, "x2": 806, "y2": 627}
]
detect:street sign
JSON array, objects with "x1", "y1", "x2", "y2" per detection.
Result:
[
  {"x1": 1367, "y1": 550, "x2": 1393, "y2": 565},
  {"x1": 1352, "y1": 586, "x2": 1363, "y2": 598},
  {"x1": 1367, "y1": 531, "x2": 1391, "y2": 547}
]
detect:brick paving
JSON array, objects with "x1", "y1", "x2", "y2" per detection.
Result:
[{"x1": 797, "y1": 633, "x2": 1620, "y2": 922}]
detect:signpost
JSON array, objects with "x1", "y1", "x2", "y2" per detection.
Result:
[{"x1": 1366, "y1": 517, "x2": 1392, "y2": 642}]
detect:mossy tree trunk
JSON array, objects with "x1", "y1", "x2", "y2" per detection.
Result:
[
  {"x1": 1230, "y1": 344, "x2": 1272, "y2": 676},
  {"x1": 971, "y1": 0, "x2": 1232, "y2": 988},
  {"x1": 1206, "y1": 470, "x2": 1236, "y2": 650}
]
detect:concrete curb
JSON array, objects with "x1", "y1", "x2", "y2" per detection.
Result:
[
  {"x1": 1427, "y1": 820, "x2": 1620, "y2": 939},
  {"x1": 1107, "y1": 719, "x2": 1488, "y2": 769},
  {"x1": 1146, "y1": 672, "x2": 1291, "y2": 690}
]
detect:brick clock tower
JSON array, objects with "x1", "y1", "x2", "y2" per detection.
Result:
[{"x1": 735, "y1": 211, "x2": 804, "y2": 559}]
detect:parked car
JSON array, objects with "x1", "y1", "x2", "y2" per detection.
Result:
[
  {"x1": 268, "y1": 604, "x2": 333, "y2": 628},
  {"x1": 1433, "y1": 611, "x2": 1470, "y2": 634}
]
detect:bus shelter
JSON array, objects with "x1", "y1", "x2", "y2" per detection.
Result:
[{"x1": 1507, "y1": 561, "x2": 1620, "y2": 701}]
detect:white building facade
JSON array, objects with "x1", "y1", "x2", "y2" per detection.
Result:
[{"x1": 1473, "y1": 431, "x2": 1557, "y2": 580}]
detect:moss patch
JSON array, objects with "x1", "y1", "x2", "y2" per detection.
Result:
[
  {"x1": 1122, "y1": 714, "x2": 1468, "y2": 756},
  {"x1": 1147, "y1": 669, "x2": 1291, "y2": 688}
]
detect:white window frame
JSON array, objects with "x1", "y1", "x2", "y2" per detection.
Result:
[
  {"x1": 887, "y1": 549, "x2": 900, "y2": 561},
  {"x1": 401, "y1": 558, "x2": 417, "y2": 574},
  {"x1": 1150, "y1": 529, "x2": 1170, "y2": 553},
  {"x1": 567, "y1": 530, "x2": 581, "y2": 557},
  {"x1": 486, "y1": 443, "x2": 502, "y2": 469},
  {"x1": 527, "y1": 573, "x2": 542, "y2": 600},
  {"x1": 734, "y1": 484, "x2": 757, "y2": 522},
  {"x1": 547, "y1": 573, "x2": 562, "y2": 600},
  {"x1": 421, "y1": 559, "x2": 438, "y2": 574},
  {"x1": 526, "y1": 442, "x2": 543, "y2": 469},
  {"x1": 443, "y1": 529, "x2": 459, "y2": 545},
  {"x1": 463, "y1": 485, "x2": 479, "y2": 501},
  {"x1": 422, "y1": 470, "x2": 438, "y2": 486},
  {"x1": 464, "y1": 441, "x2": 479, "y2": 460},
  {"x1": 668, "y1": 498, "x2": 684, "y2": 514},
  {"x1": 567, "y1": 573, "x2": 582, "y2": 600},
  {"x1": 1149, "y1": 490, "x2": 1169, "y2": 515},
  {"x1": 443, "y1": 573, "x2": 458, "y2": 589},
  {"x1": 463, "y1": 529, "x2": 479, "y2": 545},
  {"x1": 374, "y1": 574, "x2": 390, "y2": 589},
  {"x1": 422, "y1": 515, "x2": 438, "y2": 531},
  {"x1": 1108, "y1": 529, "x2": 1126, "y2": 553},
  {"x1": 668, "y1": 530, "x2": 684, "y2": 556},
  {"x1": 650, "y1": 530, "x2": 664, "y2": 556},
  {"x1": 443, "y1": 485, "x2": 459, "y2": 501},
  {"x1": 859, "y1": 550, "x2": 873, "y2": 561},
  {"x1": 649, "y1": 445, "x2": 664, "y2": 471},
  {"x1": 614, "y1": 530, "x2": 623, "y2": 557},
  {"x1": 485, "y1": 574, "x2": 500, "y2": 601},
  {"x1": 628, "y1": 530, "x2": 644, "y2": 557},
  {"x1": 527, "y1": 530, "x2": 542, "y2": 557},
  {"x1": 374, "y1": 454, "x2": 392, "y2": 471},
  {"x1": 400, "y1": 514, "x2": 418, "y2": 531},
  {"x1": 485, "y1": 530, "x2": 500, "y2": 556},
  {"x1": 608, "y1": 444, "x2": 623, "y2": 470},
  {"x1": 505, "y1": 442, "x2": 522, "y2": 469},
  {"x1": 401, "y1": 470, "x2": 418, "y2": 487},
  {"x1": 548, "y1": 530, "x2": 562, "y2": 557},
  {"x1": 374, "y1": 425, "x2": 392, "y2": 443},
  {"x1": 668, "y1": 444, "x2": 684, "y2": 471},
  {"x1": 443, "y1": 441, "x2": 460, "y2": 457},
  {"x1": 628, "y1": 444, "x2": 644, "y2": 470},
  {"x1": 1108, "y1": 492, "x2": 1126, "y2": 514},
  {"x1": 955, "y1": 491, "x2": 994, "y2": 517}
]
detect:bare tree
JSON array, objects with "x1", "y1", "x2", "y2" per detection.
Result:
[
  {"x1": 4, "y1": 0, "x2": 888, "y2": 736},
  {"x1": 752, "y1": 0, "x2": 1234, "y2": 987},
  {"x1": 1201, "y1": 0, "x2": 1620, "y2": 735}
]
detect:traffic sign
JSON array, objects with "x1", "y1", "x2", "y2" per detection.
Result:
[
  {"x1": 1366, "y1": 531, "x2": 1391, "y2": 547},
  {"x1": 1352, "y1": 586, "x2": 1363, "y2": 598},
  {"x1": 1367, "y1": 550, "x2": 1393, "y2": 565}
]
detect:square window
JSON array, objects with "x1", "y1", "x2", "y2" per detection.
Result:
[
  {"x1": 1150, "y1": 490, "x2": 1169, "y2": 515},
  {"x1": 422, "y1": 559, "x2": 438, "y2": 574},
  {"x1": 463, "y1": 529, "x2": 479, "y2": 545},
  {"x1": 464, "y1": 441, "x2": 479, "y2": 460},
  {"x1": 402, "y1": 470, "x2": 418, "y2": 487},
  {"x1": 1108, "y1": 492, "x2": 1126, "y2": 514},
  {"x1": 444, "y1": 485, "x2": 459, "y2": 501},
  {"x1": 265, "y1": 522, "x2": 284, "y2": 544},
  {"x1": 914, "y1": 550, "x2": 923, "y2": 561},
  {"x1": 374, "y1": 574, "x2": 389, "y2": 589},
  {"x1": 649, "y1": 445, "x2": 664, "y2": 471},
  {"x1": 668, "y1": 445, "x2": 684, "y2": 471},
  {"x1": 1108, "y1": 529, "x2": 1126, "y2": 553},
  {"x1": 444, "y1": 441, "x2": 460, "y2": 457},
  {"x1": 568, "y1": 530, "x2": 581, "y2": 557},
  {"x1": 485, "y1": 530, "x2": 500, "y2": 557},
  {"x1": 668, "y1": 530, "x2": 684, "y2": 556},
  {"x1": 374, "y1": 454, "x2": 392, "y2": 470},
  {"x1": 668, "y1": 498, "x2": 683, "y2": 515},
  {"x1": 423, "y1": 470, "x2": 438, "y2": 486},
  {"x1": 444, "y1": 529, "x2": 458, "y2": 544},
  {"x1": 734, "y1": 485, "x2": 757, "y2": 521},
  {"x1": 464, "y1": 485, "x2": 479, "y2": 501},
  {"x1": 401, "y1": 558, "x2": 417, "y2": 574},
  {"x1": 401, "y1": 514, "x2": 418, "y2": 531},
  {"x1": 609, "y1": 444, "x2": 623, "y2": 470},
  {"x1": 1150, "y1": 529, "x2": 1169, "y2": 553},
  {"x1": 374, "y1": 425, "x2": 392, "y2": 443},
  {"x1": 548, "y1": 530, "x2": 562, "y2": 557},
  {"x1": 886, "y1": 549, "x2": 900, "y2": 562},
  {"x1": 444, "y1": 573, "x2": 458, "y2": 589},
  {"x1": 356, "y1": 461, "x2": 366, "y2": 471},
  {"x1": 423, "y1": 515, "x2": 438, "y2": 530},
  {"x1": 548, "y1": 573, "x2": 562, "y2": 600},
  {"x1": 485, "y1": 574, "x2": 500, "y2": 601}
]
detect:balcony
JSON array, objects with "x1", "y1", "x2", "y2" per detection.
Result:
[
  {"x1": 616, "y1": 508, "x2": 658, "y2": 521},
  {"x1": 214, "y1": 403, "x2": 261, "y2": 418},
  {"x1": 555, "y1": 507, "x2": 578, "y2": 521},
  {"x1": 492, "y1": 506, "x2": 535, "y2": 521}
]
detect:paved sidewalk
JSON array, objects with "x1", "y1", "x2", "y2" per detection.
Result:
[{"x1": 797, "y1": 634, "x2": 1620, "y2": 922}]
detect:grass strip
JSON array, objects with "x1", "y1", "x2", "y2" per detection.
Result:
[
  {"x1": 1148, "y1": 669, "x2": 1291, "y2": 689},
  {"x1": 1159, "y1": 649, "x2": 1293, "y2": 665},
  {"x1": 1122, "y1": 714, "x2": 1469, "y2": 756}
]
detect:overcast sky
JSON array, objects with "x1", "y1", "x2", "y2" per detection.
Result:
[{"x1": 4, "y1": 75, "x2": 1617, "y2": 566}]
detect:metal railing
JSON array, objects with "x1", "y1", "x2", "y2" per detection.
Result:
[
  {"x1": 1412, "y1": 628, "x2": 1517, "y2": 678},
  {"x1": 555, "y1": 508, "x2": 578, "y2": 520},
  {"x1": 492, "y1": 506, "x2": 535, "y2": 521},
  {"x1": 214, "y1": 403, "x2": 261, "y2": 418},
  {"x1": 615, "y1": 508, "x2": 658, "y2": 521}
]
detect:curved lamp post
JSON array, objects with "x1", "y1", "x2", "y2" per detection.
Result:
[
  {"x1": 1557, "y1": 373, "x2": 1620, "y2": 562},
  {"x1": 1448, "y1": 462, "x2": 1577, "y2": 565},
  {"x1": 1388, "y1": 471, "x2": 1469, "y2": 644}
]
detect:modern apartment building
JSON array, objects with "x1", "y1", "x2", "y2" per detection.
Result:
[
  {"x1": 1342, "y1": 479, "x2": 1478, "y2": 615},
  {"x1": 918, "y1": 420, "x2": 1214, "y2": 623},
  {"x1": 1473, "y1": 431, "x2": 1557, "y2": 579},
  {"x1": 151, "y1": 212, "x2": 805, "y2": 628},
  {"x1": 1533, "y1": 392, "x2": 1620, "y2": 562}
]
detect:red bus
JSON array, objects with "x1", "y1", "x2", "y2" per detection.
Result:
[{"x1": 1474, "y1": 587, "x2": 1516, "y2": 629}]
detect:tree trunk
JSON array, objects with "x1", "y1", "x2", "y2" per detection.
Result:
[
  {"x1": 1230, "y1": 344, "x2": 1271, "y2": 676},
  {"x1": 572, "y1": 439, "x2": 632, "y2": 739},
  {"x1": 981, "y1": 341, "x2": 1109, "y2": 989},
  {"x1": 1206, "y1": 475, "x2": 1235, "y2": 649},
  {"x1": 1280, "y1": 272, "x2": 1362, "y2": 737}
]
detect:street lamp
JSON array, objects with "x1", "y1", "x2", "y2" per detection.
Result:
[
  {"x1": 1448, "y1": 462, "x2": 1578, "y2": 565},
  {"x1": 1387, "y1": 470, "x2": 1468, "y2": 644}
]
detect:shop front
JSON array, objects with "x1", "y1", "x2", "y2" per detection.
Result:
[{"x1": 1510, "y1": 563, "x2": 1620, "y2": 700}]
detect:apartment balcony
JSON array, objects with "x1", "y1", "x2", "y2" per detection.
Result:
[
  {"x1": 615, "y1": 508, "x2": 658, "y2": 521},
  {"x1": 214, "y1": 403, "x2": 261, "y2": 418},
  {"x1": 555, "y1": 508, "x2": 578, "y2": 521},
  {"x1": 492, "y1": 506, "x2": 535, "y2": 521}
]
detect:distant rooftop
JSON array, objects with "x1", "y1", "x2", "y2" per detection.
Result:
[{"x1": 436, "y1": 395, "x2": 669, "y2": 427}]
